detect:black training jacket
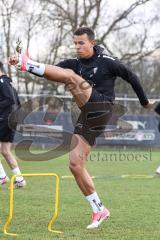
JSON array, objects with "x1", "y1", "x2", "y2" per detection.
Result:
[
  {"x1": 56, "y1": 45, "x2": 149, "y2": 106},
  {"x1": 0, "y1": 75, "x2": 18, "y2": 120}
]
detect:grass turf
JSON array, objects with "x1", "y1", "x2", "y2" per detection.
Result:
[{"x1": 0, "y1": 147, "x2": 160, "y2": 240}]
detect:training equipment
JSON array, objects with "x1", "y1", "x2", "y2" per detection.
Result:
[
  {"x1": 86, "y1": 207, "x2": 110, "y2": 229},
  {"x1": 0, "y1": 176, "x2": 9, "y2": 185},
  {"x1": 3, "y1": 173, "x2": 62, "y2": 236}
]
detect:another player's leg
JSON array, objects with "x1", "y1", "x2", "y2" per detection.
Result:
[
  {"x1": 0, "y1": 157, "x2": 9, "y2": 185},
  {"x1": 69, "y1": 134, "x2": 110, "y2": 229},
  {"x1": 1, "y1": 142, "x2": 26, "y2": 188},
  {"x1": 154, "y1": 103, "x2": 160, "y2": 175}
]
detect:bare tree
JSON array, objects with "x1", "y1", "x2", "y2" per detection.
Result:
[
  {"x1": 1, "y1": 0, "x2": 159, "y2": 97},
  {"x1": 17, "y1": 0, "x2": 49, "y2": 94},
  {"x1": 43, "y1": 0, "x2": 103, "y2": 31},
  {"x1": 40, "y1": 0, "x2": 159, "y2": 63},
  {"x1": 0, "y1": 0, "x2": 20, "y2": 77}
]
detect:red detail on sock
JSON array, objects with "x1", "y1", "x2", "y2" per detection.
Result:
[{"x1": 20, "y1": 65, "x2": 27, "y2": 71}]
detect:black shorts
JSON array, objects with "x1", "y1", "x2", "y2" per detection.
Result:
[
  {"x1": 0, "y1": 119, "x2": 15, "y2": 143},
  {"x1": 73, "y1": 88, "x2": 113, "y2": 146}
]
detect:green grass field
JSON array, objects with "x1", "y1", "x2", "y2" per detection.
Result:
[{"x1": 0, "y1": 147, "x2": 160, "y2": 240}]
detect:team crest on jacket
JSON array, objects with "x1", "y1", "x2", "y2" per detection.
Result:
[
  {"x1": 90, "y1": 67, "x2": 98, "y2": 78},
  {"x1": 93, "y1": 67, "x2": 98, "y2": 74}
]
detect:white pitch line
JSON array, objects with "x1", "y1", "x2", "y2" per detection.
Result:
[{"x1": 61, "y1": 174, "x2": 156, "y2": 179}]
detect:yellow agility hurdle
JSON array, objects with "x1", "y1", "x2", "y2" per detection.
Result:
[{"x1": 3, "y1": 173, "x2": 62, "y2": 236}]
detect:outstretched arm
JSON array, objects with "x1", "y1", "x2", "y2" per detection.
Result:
[{"x1": 106, "y1": 58, "x2": 155, "y2": 108}]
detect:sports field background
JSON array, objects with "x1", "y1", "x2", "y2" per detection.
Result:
[{"x1": 0, "y1": 148, "x2": 160, "y2": 240}]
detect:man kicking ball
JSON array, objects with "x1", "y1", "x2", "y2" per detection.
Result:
[{"x1": 9, "y1": 27, "x2": 154, "y2": 228}]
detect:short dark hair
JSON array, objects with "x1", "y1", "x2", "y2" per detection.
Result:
[
  {"x1": 74, "y1": 27, "x2": 95, "y2": 40},
  {"x1": 0, "y1": 62, "x2": 5, "y2": 72}
]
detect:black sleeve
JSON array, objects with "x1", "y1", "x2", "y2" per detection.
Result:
[
  {"x1": 0, "y1": 77, "x2": 15, "y2": 109},
  {"x1": 107, "y1": 58, "x2": 149, "y2": 106},
  {"x1": 56, "y1": 59, "x2": 77, "y2": 71},
  {"x1": 56, "y1": 59, "x2": 72, "y2": 68}
]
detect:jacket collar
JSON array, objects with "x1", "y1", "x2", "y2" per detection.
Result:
[{"x1": 93, "y1": 45, "x2": 104, "y2": 55}]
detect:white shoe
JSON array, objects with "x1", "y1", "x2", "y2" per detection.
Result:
[
  {"x1": 0, "y1": 176, "x2": 10, "y2": 185},
  {"x1": 86, "y1": 208, "x2": 110, "y2": 229},
  {"x1": 156, "y1": 166, "x2": 160, "y2": 175},
  {"x1": 14, "y1": 179, "x2": 26, "y2": 188}
]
